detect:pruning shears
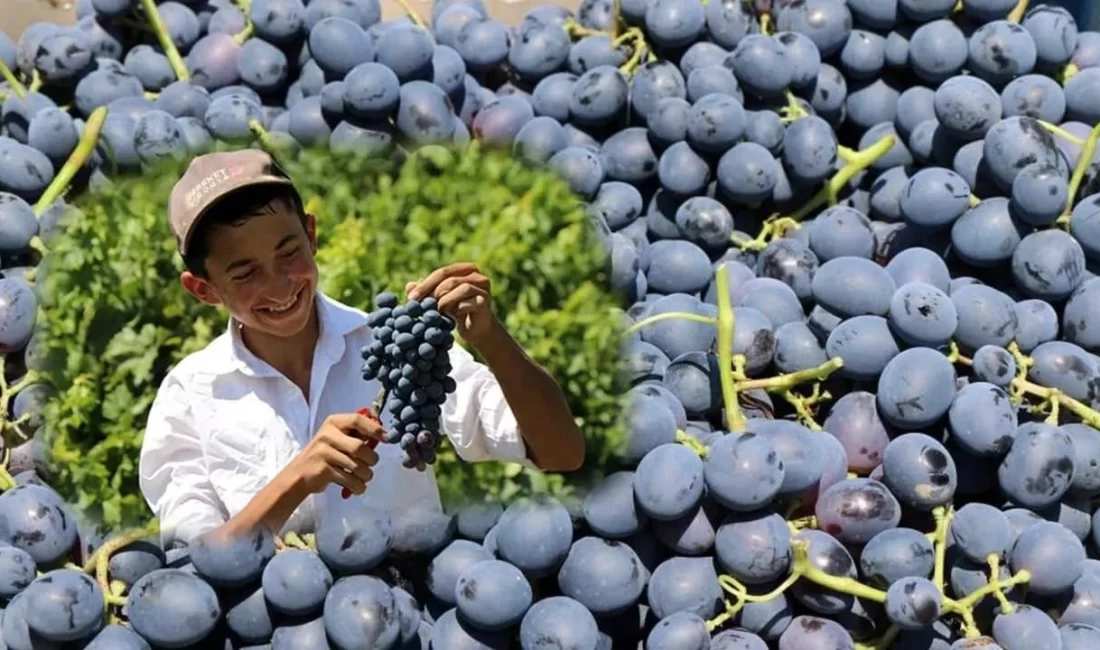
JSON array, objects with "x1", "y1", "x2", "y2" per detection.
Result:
[{"x1": 340, "y1": 387, "x2": 390, "y2": 499}]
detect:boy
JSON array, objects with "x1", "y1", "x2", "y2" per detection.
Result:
[{"x1": 138, "y1": 149, "x2": 585, "y2": 547}]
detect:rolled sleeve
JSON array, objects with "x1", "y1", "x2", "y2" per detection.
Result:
[
  {"x1": 441, "y1": 343, "x2": 535, "y2": 468},
  {"x1": 139, "y1": 375, "x2": 228, "y2": 547}
]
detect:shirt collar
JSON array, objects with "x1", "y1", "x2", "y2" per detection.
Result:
[{"x1": 213, "y1": 291, "x2": 368, "y2": 378}]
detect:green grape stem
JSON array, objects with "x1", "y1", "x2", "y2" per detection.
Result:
[
  {"x1": 732, "y1": 134, "x2": 896, "y2": 252},
  {"x1": 35, "y1": 106, "x2": 108, "y2": 215},
  {"x1": 628, "y1": 265, "x2": 843, "y2": 435},
  {"x1": 139, "y1": 0, "x2": 190, "y2": 80},
  {"x1": 233, "y1": 0, "x2": 254, "y2": 44},
  {"x1": 1062, "y1": 121, "x2": 1100, "y2": 225},
  {"x1": 84, "y1": 519, "x2": 161, "y2": 610},
  {"x1": 949, "y1": 341, "x2": 1100, "y2": 429},
  {"x1": 0, "y1": 59, "x2": 27, "y2": 100},
  {"x1": 1007, "y1": 0, "x2": 1030, "y2": 23}
]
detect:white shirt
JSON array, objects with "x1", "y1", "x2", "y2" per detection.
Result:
[{"x1": 139, "y1": 292, "x2": 532, "y2": 548}]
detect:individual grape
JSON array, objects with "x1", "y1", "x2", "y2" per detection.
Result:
[
  {"x1": 235, "y1": 38, "x2": 289, "y2": 94},
  {"x1": 395, "y1": 80, "x2": 457, "y2": 144},
  {"x1": 899, "y1": 167, "x2": 972, "y2": 229},
  {"x1": 753, "y1": 238, "x2": 818, "y2": 301},
  {"x1": 881, "y1": 432, "x2": 957, "y2": 510},
  {"x1": 519, "y1": 596, "x2": 600, "y2": 649},
  {"x1": 808, "y1": 206, "x2": 875, "y2": 261},
  {"x1": 1065, "y1": 67, "x2": 1100, "y2": 124},
  {"x1": 646, "y1": 239, "x2": 712, "y2": 295},
  {"x1": 947, "y1": 382, "x2": 1017, "y2": 457},
  {"x1": 888, "y1": 282, "x2": 957, "y2": 347},
  {"x1": 453, "y1": 559, "x2": 532, "y2": 630},
  {"x1": 188, "y1": 527, "x2": 274, "y2": 588},
  {"x1": 713, "y1": 509, "x2": 791, "y2": 586},
  {"x1": 686, "y1": 65, "x2": 740, "y2": 103},
  {"x1": 203, "y1": 93, "x2": 263, "y2": 141},
  {"x1": 998, "y1": 422, "x2": 1075, "y2": 509},
  {"x1": 635, "y1": 443, "x2": 705, "y2": 520},
  {"x1": 728, "y1": 34, "x2": 792, "y2": 99},
  {"x1": 968, "y1": 20, "x2": 1037, "y2": 85},
  {"x1": 1005, "y1": 520, "x2": 1084, "y2": 596},
  {"x1": 658, "y1": 141, "x2": 710, "y2": 196},
  {"x1": 557, "y1": 536, "x2": 646, "y2": 616},
  {"x1": 629, "y1": 60, "x2": 687, "y2": 124},
  {"x1": 645, "y1": 611, "x2": 710, "y2": 649},
  {"x1": 951, "y1": 284, "x2": 1018, "y2": 352},
  {"x1": 686, "y1": 92, "x2": 745, "y2": 154},
  {"x1": 1010, "y1": 229, "x2": 1086, "y2": 301},
  {"x1": 647, "y1": 555, "x2": 723, "y2": 620},
  {"x1": 982, "y1": 116, "x2": 1063, "y2": 192},
  {"x1": 703, "y1": 433, "x2": 784, "y2": 512},
  {"x1": 744, "y1": 109, "x2": 785, "y2": 155},
  {"x1": 782, "y1": 115, "x2": 838, "y2": 185},
  {"x1": 126, "y1": 569, "x2": 222, "y2": 648},
  {"x1": 737, "y1": 277, "x2": 803, "y2": 327},
  {"x1": 1064, "y1": 278, "x2": 1100, "y2": 352},
  {"x1": 134, "y1": 109, "x2": 188, "y2": 165},
  {"x1": 949, "y1": 503, "x2": 1013, "y2": 563},
  {"x1": 261, "y1": 549, "x2": 332, "y2": 617},
  {"x1": 825, "y1": 315, "x2": 900, "y2": 381},
  {"x1": 1022, "y1": 5, "x2": 1077, "y2": 70},
  {"x1": 775, "y1": 321, "x2": 828, "y2": 373},
  {"x1": 744, "y1": 418, "x2": 822, "y2": 496},
  {"x1": 823, "y1": 391, "x2": 890, "y2": 473},
  {"x1": 778, "y1": 615, "x2": 855, "y2": 649},
  {"x1": 26, "y1": 107, "x2": 77, "y2": 169},
  {"x1": 0, "y1": 484, "x2": 78, "y2": 566},
  {"x1": 885, "y1": 576, "x2": 942, "y2": 630},
  {"x1": 107, "y1": 541, "x2": 165, "y2": 587},
  {"x1": 909, "y1": 19, "x2": 968, "y2": 83},
  {"x1": 972, "y1": 346, "x2": 1016, "y2": 386},
  {"x1": 1001, "y1": 74, "x2": 1065, "y2": 122},
  {"x1": 0, "y1": 139, "x2": 54, "y2": 201},
  {"x1": 933, "y1": 75, "x2": 1001, "y2": 140},
  {"x1": 812, "y1": 256, "x2": 897, "y2": 318},
  {"x1": 0, "y1": 545, "x2": 36, "y2": 598},
  {"x1": 185, "y1": 33, "x2": 242, "y2": 89},
  {"x1": 884, "y1": 247, "x2": 952, "y2": 292},
  {"x1": 493, "y1": 497, "x2": 573, "y2": 578},
  {"x1": 815, "y1": 478, "x2": 901, "y2": 544},
  {"x1": 1029, "y1": 341, "x2": 1100, "y2": 406},
  {"x1": 861, "y1": 527, "x2": 935, "y2": 589},
  {"x1": 83, "y1": 624, "x2": 152, "y2": 650},
  {"x1": 323, "y1": 575, "x2": 400, "y2": 649},
  {"x1": 1062, "y1": 624, "x2": 1100, "y2": 650},
  {"x1": 992, "y1": 604, "x2": 1061, "y2": 649}
]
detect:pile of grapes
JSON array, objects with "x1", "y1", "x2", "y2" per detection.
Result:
[
  {"x1": 361, "y1": 291, "x2": 459, "y2": 468},
  {"x1": 1, "y1": 0, "x2": 1100, "y2": 647}
]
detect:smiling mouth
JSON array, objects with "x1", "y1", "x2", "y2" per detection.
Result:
[{"x1": 260, "y1": 286, "x2": 305, "y2": 315}]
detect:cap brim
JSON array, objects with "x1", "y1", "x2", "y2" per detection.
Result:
[{"x1": 178, "y1": 175, "x2": 298, "y2": 256}]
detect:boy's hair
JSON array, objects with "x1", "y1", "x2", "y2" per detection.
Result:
[{"x1": 182, "y1": 184, "x2": 306, "y2": 278}]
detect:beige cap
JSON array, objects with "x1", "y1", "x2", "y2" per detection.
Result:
[{"x1": 168, "y1": 149, "x2": 298, "y2": 255}]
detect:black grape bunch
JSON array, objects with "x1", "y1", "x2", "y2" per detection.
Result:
[{"x1": 360, "y1": 290, "x2": 458, "y2": 468}]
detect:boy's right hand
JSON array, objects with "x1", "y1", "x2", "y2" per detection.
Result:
[{"x1": 288, "y1": 412, "x2": 384, "y2": 496}]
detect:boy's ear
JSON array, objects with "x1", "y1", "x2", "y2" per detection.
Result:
[
  {"x1": 181, "y1": 271, "x2": 223, "y2": 307},
  {"x1": 305, "y1": 213, "x2": 317, "y2": 253}
]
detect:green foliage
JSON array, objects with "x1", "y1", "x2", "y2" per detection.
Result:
[{"x1": 38, "y1": 143, "x2": 626, "y2": 529}]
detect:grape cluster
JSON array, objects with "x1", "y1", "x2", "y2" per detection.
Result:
[{"x1": 360, "y1": 291, "x2": 458, "y2": 468}]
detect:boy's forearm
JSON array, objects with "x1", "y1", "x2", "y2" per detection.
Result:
[
  {"x1": 203, "y1": 467, "x2": 308, "y2": 542},
  {"x1": 468, "y1": 316, "x2": 586, "y2": 472}
]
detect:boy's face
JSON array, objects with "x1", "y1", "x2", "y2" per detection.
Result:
[{"x1": 181, "y1": 199, "x2": 320, "y2": 339}]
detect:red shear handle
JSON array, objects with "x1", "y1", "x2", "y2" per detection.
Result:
[{"x1": 342, "y1": 407, "x2": 381, "y2": 499}]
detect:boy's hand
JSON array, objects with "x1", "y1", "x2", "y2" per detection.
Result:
[
  {"x1": 289, "y1": 412, "x2": 383, "y2": 497},
  {"x1": 406, "y1": 262, "x2": 497, "y2": 344}
]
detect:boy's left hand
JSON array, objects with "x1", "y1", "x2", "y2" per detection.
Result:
[{"x1": 406, "y1": 262, "x2": 497, "y2": 345}]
